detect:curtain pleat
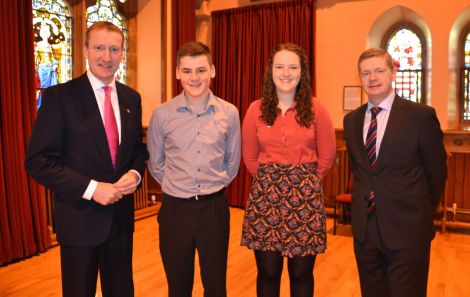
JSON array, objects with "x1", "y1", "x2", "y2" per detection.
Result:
[
  {"x1": 212, "y1": 0, "x2": 316, "y2": 207},
  {"x1": 172, "y1": 0, "x2": 196, "y2": 96},
  {"x1": 0, "y1": 0, "x2": 51, "y2": 266}
]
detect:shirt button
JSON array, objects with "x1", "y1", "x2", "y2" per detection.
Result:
[
  {"x1": 198, "y1": 184, "x2": 201, "y2": 188},
  {"x1": 197, "y1": 150, "x2": 201, "y2": 153},
  {"x1": 197, "y1": 114, "x2": 200, "y2": 117},
  {"x1": 197, "y1": 168, "x2": 201, "y2": 172},
  {"x1": 197, "y1": 131, "x2": 200, "y2": 135}
]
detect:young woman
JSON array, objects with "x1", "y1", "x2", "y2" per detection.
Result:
[{"x1": 241, "y1": 43, "x2": 336, "y2": 297}]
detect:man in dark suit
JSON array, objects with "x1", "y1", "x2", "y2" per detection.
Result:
[
  {"x1": 343, "y1": 48, "x2": 447, "y2": 297},
  {"x1": 25, "y1": 21, "x2": 148, "y2": 297}
]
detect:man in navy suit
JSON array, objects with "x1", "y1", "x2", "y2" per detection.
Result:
[
  {"x1": 25, "y1": 21, "x2": 148, "y2": 297},
  {"x1": 343, "y1": 48, "x2": 447, "y2": 297}
]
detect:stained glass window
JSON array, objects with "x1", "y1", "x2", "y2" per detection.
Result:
[
  {"x1": 386, "y1": 27, "x2": 424, "y2": 103},
  {"x1": 32, "y1": 0, "x2": 72, "y2": 109},
  {"x1": 86, "y1": 0, "x2": 128, "y2": 84},
  {"x1": 465, "y1": 32, "x2": 470, "y2": 67},
  {"x1": 462, "y1": 31, "x2": 470, "y2": 122}
]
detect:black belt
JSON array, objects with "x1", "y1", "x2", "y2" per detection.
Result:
[
  {"x1": 164, "y1": 188, "x2": 226, "y2": 201},
  {"x1": 187, "y1": 188, "x2": 225, "y2": 201}
]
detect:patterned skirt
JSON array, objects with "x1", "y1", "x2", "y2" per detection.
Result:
[{"x1": 241, "y1": 162, "x2": 326, "y2": 257}]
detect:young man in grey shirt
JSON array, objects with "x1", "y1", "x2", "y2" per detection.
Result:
[{"x1": 147, "y1": 41, "x2": 241, "y2": 297}]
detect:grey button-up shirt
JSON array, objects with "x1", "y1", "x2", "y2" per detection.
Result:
[{"x1": 147, "y1": 91, "x2": 241, "y2": 198}]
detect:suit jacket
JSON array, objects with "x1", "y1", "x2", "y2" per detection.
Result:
[
  {"x1": 343, "y1": 95, "x2": 447, "y2": 249},
  {"x1": 25, "y1": 73, "x2": 148, "y2": 247}
]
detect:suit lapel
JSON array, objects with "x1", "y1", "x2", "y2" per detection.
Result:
[
  {"x1": 75, "y1": 74, "x2": 114, "y2": 168},
  {"x1": 353, "y1": 104, "x2": 370, "y2": 168},
  {"x1": 375, "y1": 95, "x2": 406, "y2": 169},
  {"x1": 116, "y1": 83, "x2": 132, "y2": 169}
]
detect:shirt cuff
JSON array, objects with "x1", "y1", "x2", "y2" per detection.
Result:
[
  {"x1": 83, "y1": 180, "x2": 98, "y2": 200},
  {"x1": 129, "y1": 169, "x2": 142, "y2": 185}
]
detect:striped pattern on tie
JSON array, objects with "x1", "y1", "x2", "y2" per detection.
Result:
[
  {"x1": 365, "y1": 107, "x2": 382, "y2": 169},
  {"x1": 368, "y1": 191, "x2": 376, "y2": 213},
  {"x1": 365, "y1": 107, "x2": 382, "y2": 213}
]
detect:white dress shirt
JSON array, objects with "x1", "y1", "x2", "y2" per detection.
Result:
[
  {"x1": 363, "y1": 92, "x2": 395, "y2": 158},
  {"x1": 82, "y1": 71, "x2": 140, "y2": 200}
]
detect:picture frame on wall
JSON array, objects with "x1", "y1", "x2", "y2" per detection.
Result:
[{"x1": 343, "y1": 86, "x2": 362, "y2": 111}]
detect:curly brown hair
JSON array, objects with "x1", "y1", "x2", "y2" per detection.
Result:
[{"x1": 260, "y1": 43, "x2": 314, "y2": 128}]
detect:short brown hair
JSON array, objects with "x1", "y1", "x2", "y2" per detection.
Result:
[
  {"x1": 176, "y1": 41, "x2": 212, "y2": 66},
  {"x1": 358, "y1": 48, "x2": 395, "y2": 72},
  {"x1": 85, "y1": 21, "x2": 124, "y2": 48}
]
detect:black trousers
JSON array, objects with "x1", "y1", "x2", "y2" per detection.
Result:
[
  {"x1": 60, "y1": 217, "x2": 134, "y2": 297},
  {"x1": 158, "y1": 192, "x2": 230, "y2": 297},
  {"x1": 354, "y1": 214, "x2": 431, "y2": 297}
]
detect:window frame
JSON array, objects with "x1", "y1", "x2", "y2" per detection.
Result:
[
  {"x1": 381, "y1": 21, "x2": 427, "y2": 104},
  {"x1": 459, "y1": 23, "x2": 470, "y2": 125}
]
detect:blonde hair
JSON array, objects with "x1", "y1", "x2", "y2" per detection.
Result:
[{"x1": 85, "y1": 21, "x2": 124, "y2": 48}]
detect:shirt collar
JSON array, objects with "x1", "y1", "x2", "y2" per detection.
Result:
[
  {"x1": 367, "y1": 92, "x2": 394, "y2": 112},
  {"x1": 87, "y1": 71, "x2": 117, "y2": 92},
  {"x1": 173, "y1": 90, "x2": 216, "y2": 112}
]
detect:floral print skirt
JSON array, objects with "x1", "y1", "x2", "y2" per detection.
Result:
[{"x1": 241, "y1": 162, "x2": 326, "y2": 258}]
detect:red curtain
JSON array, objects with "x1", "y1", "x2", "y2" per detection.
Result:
[
  {"x1": 172, "y1": 0, "x2": 196, "y2": 96},
  {"x1": 212, "y1": 0, "x2": 316, "y2": 207},
  {"x1": 0, "y1": 0, "x2": 51, "y2": 265}
]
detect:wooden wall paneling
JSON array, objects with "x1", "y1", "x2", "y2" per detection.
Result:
[
  {"x1": 463, "y1": 154, "x2": 470, "y2": 209},
  {"x1": 322, "y1": 147, "x2": 349, "y2": 210},
  {"x1": 134, "y1": 175, "x2": 147, "y2": 210},
  {"x1": 454, "y1": 153, "x2": 466, "y2": 208},
  {"x1": 446, "y1": 154, "x2": 456, "y2": 209},
  {"x1": 338, "y1": 148, "x2": 349, "y2": 194},
  {"x1": 145, "y1": 171, "x2": 163, "y2": 201},
  {"x1": 322, "y1": 159, "x2": 338, "y2": 208}
]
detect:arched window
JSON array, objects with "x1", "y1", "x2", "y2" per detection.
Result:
[
  {"x1": 32, "y1": 0, "x2": 72, "y2": 109},
  {"x1": 86, "y1": 0, "x2": 128, "y2": 84},
  {"x1": 383, "y1": 24, "x2": 426, "y2": 103},
  {"x1": 460, "y1": 28, "x2": 470, "y2": 124}
]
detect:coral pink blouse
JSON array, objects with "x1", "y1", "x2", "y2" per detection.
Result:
[{"x1": 242, "y1": 98, "x2": 336, "y2": 177}]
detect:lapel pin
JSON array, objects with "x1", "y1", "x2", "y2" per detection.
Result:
[{"x1": 126, "y1": 109, "x2": 131, "y2": 113}]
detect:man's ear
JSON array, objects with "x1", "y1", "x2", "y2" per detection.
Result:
[
  {"x1": 83, "y1": 46, "x2": 88, "y2": 59},
  {"x1": 210, "y1": 64, "x2": 215, "y2": 78},
  {"x1": 176, "y1": 67, "x2": 180, "y2": 80}
]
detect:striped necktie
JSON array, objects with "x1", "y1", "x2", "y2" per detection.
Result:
[
  {"x1": 365, "y1": 107, "x2": 382, "y2": 169},
  {"x1": 365, "y1": 106, "x2": 382, "y2": 212}
]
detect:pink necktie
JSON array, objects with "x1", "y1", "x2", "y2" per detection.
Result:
[{"x1": 103, "y1": 86, "x2": 119, "y2": 167}]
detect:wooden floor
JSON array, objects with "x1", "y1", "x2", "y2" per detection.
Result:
[{"x1": 1, "y1": 207, "x2": 470, "y2": 296}]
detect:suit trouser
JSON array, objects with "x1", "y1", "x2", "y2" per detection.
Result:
[
  {"x1": 354, "y1": 213, "x2": 431, "y2": 297},
  {"x1": 158, "y1": 192, "x2": 230, "y2": 297},
  {"x1": 60, "y1": 216, "x2": 134, "y2": 297}
]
